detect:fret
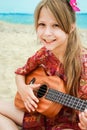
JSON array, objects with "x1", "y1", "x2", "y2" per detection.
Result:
[{"x1": 45, "y1": 88, "x2": 87, "y2": 111}]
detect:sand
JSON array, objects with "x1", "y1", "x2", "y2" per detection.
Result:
[
  {"x1": 0, "y1": 21, "x2": 42, "y2": 101},
  {"x1": 0, "y1": 21, "x2": 87, "y2": 101}
]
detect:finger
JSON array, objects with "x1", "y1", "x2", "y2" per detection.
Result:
[
  {"x1": 24, "y1": 102, "x2": 31, "y2": 112},
  {"x1": 79, "y1": 112, "x2": 85, "y2": 125},
  {"x1": 31, "y1": 93, "x2": 39, "y2": 103},
  {"x1": 84, "y1": 109, "x2": 87, "y2": 117},
  {"x1": 28, "y1": 87, "x2": 39, "y2": 103},
  {"x1": 79, "y1": 112, "x2": 87, "y2": 128},
  {"x1": 78, "y1": 122, "x2": 87, "y2": 130},
  {"x1": 27, "y1": 96, "x2": 38, "y2": 108},
  {"x1": 26, "y1": 103, "x2": 35, "y2": 112},
  {"x1": 30, "y1": 84, "x2": 41, "y2": 90},
  {"x1": 24, "y1": 101, "x2": 35, "y2": 112}
]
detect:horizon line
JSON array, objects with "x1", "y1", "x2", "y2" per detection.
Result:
[
  {"x1": 0, "y1": 12, "x2": 87, "y2": 15},
  {"x1": 0, "y1": 12, "x2": 34, "y2": 15}
]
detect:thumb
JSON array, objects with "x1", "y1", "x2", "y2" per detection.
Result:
[{"x1": 30, "y1": 83, "x2": 41, "y2": 90}]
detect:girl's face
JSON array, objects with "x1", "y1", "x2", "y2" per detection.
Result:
[{"x1": 37, "y1": 7, "x2": 69, "y2": 51}]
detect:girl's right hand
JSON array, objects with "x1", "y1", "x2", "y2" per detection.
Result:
[{"x1": 19, "y1": 83, "x2": 40, "y2": 112}]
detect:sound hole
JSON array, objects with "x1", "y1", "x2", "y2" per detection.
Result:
[{"x1": 37, "y1": 84, "x2": 47, "y2": 98}]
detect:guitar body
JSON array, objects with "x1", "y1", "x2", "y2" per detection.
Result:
[{"x1": 15, "y1": 67, "x2": 66, "y2": 117}]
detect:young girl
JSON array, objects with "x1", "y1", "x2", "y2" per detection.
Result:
[{"x1": 0, "y1": 0, "x2": 87, "y2": 130}]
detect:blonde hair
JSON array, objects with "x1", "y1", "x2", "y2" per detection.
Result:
[{"x1": 34, "y1": 0, "x2": 82, "y2": 97}]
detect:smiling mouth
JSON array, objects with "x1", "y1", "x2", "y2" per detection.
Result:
[{"x1": 44, "y1": 39, "x2": 56, "y2": 44}]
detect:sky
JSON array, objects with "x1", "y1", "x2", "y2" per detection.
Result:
[{"x1": 0, "y1": 0, "x2": 87, "y2": 14}]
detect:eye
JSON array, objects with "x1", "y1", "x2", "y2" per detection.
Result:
[
  {"x1": 53, "y1": 24, "x2": 59, "y2": 28},
  {"x1": 38, "y1": 23, "x2": 45, "y2": 27}
]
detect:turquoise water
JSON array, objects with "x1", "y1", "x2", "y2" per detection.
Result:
[
  {"x1": 0, "y1": 13, "x2": 87, "y2": 28},
  {"x1": 76, "y1": 13, "x2": 87, "y2": 28},
  {"x1": 0, "y1": 13, "x2": 34, "y2": 24}
]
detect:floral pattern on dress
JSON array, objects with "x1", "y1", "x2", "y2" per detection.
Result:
[
  {"x1": 79, "y1": 49, "x2": 87, "y2": 99},
  {"x1": 15, "y1": 47, "x2": 87, "y2": 130}
]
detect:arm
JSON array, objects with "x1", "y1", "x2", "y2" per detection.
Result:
[
  {"x1": 78, "y1": 84, "x2": 87, "y2": 130},
  {"x1": 15, "y1": 74, "x2": 40, "y2": 112},
  {"x1": 15, "y1": 47, "x2": 47, "y2": 112},
  {"x1": 78, "y1": 50, "x2": 87, "y2": 129}
]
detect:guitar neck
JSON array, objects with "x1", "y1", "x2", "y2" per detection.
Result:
[{"x1": 45, "y1": 88, "x2": 87, "y2": 111}]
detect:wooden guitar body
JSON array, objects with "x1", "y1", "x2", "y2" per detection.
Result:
[{"x1": 15, "y1": 67, "x2": 66, "y2": 117}]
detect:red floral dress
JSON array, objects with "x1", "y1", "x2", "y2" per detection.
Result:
[{"x1": 15, "y1": 47, "x2": 87, "y2": 130}]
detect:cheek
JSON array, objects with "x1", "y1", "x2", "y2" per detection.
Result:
[
  {"x1": 37, "y1": 29, "x2": 43, "y2": 39},
  {"x1": 62, "y1": 33, "x2": 68, "y2": 41},
  {"x1": 57, "y1": 30, "x2": 68, "y2": 41}
]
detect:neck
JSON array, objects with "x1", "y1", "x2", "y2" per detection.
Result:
[{"x1": 51, "y1": 47, "x2": 66, "y2": 63}]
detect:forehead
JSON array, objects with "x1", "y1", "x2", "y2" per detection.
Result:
[{"x1": 38, "y1": 7, "x2": 57, "y2": 22}]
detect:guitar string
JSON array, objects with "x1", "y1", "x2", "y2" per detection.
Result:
[
  {"x1": 28, "y1": 78, "x2": 87, "y2": 111},
  {"x1": 34, "y1": 87, "x2": 87, "y2": 111}
]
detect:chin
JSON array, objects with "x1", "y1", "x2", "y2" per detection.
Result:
[{"x1": 45, "y1": 45, "x2": 57, "y2": 50}]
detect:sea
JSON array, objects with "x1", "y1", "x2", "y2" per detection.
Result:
[{"x1": 0, "y1": 13, "x2": 87, "y2": 29}]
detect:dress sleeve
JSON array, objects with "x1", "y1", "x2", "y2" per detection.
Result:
[
  {"x1": 15, "y1": 47, "x2": 47, "y2": 75},
  {"x1": 79, "y1": 51, "x2": 87, "y2": 99}
]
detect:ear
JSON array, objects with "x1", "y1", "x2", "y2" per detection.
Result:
[{"x1": 70, "y1": 23, "x2": 76, "y2": 33}]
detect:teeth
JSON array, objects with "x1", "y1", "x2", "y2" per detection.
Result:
[{"x1": 44, "y1": 39, "x2": 56, "y2": 42}]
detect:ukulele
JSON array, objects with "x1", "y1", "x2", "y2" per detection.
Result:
[{"x1": 15, "y1": 67, "x2": 87, "y2": 117}]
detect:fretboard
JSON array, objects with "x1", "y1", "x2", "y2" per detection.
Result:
[{"x1": 45, "y1": 88, "x2": 87, "y2": 111}]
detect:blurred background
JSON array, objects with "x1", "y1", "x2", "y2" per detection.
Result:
[
  {"x1": 0, "y1": 0, "x2": 87, "y2": 28},
  {"x1": 0, "y1": 0, "x2": 87, "y2": 100}
]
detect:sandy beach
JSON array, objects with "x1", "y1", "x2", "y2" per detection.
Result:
[
  {"x1": 0, "y1": 21, "x2": 87, "y2": 101},
  {"x1": 0, "y1": 21, "x2": 42, "y2": 101}
]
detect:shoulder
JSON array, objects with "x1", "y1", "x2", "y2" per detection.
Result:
[
  {"x1": 79, "y1": 48, "x2": 87, "y2": 98},
  {"x1": 35, "y1": 46, "x2": 52, "y2": 58},
  {"x1": 36, "y1": 46, "x2": 47, "y2": 55},
  {"x1": 81, "y1": 48, "x2": 87, "y2": 67},
  {"x1": 81, "y1": 48, "x2": 87, "y2": 66},
  {"x1": 81, "y1": 48, "x2": 87, "y2": 61},
  {"x1": 80, "y1": 48, "x2": 87, "y2": 80}
]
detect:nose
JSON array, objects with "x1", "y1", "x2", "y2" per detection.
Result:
[{"x1": 44, "y1": 27, "x2": 52, "y2": 36}]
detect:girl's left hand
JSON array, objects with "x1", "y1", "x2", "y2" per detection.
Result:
[{"x1": 78, "y1": 109, "x2": 87, "y2": 130}]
